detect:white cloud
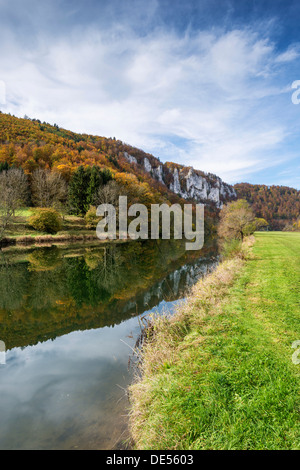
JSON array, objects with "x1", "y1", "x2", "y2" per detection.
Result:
[
  {"x1": 0, "y1": 16, "x2": 299, "y2": 186},
  {"x1": 0, "y1": 80, "x2": 6, "y2": 105},
  {"x1": 275, "y1": 46, "x2": 300, "y2": 63}
]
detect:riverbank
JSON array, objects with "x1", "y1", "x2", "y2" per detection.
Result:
[
  {"x1": 128, "y1": 232, "x2": 300, "y2": 450},
  {"x1": 0, "y1": 210, "x2": 101, "y2": 247}
]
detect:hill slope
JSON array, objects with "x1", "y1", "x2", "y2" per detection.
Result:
[
  {"x1": 0, "y1": 112, "x2": 235, "y2": 209},
  {"x1": 234, "y1": 183, "x2": 300, "y2": 230}
]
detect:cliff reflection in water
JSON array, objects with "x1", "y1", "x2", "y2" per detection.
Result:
[{"x1": 0, "y1": 239, "x2": 218, "y2": 351}]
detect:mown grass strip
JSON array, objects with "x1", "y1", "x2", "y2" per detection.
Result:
[{"x1": 128, "y1": 233, "x2": 300, "y2": 450}]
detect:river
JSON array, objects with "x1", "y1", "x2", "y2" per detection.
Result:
[{"x1": 0, "y1": 239, "x2": 218, "y2": 449}]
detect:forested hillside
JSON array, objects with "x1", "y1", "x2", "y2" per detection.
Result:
[
  {"x1": 0, "y1": 112, "x2": 176, "y2": 205},
  {"x1": 0, "y1": 112, "x2": 235, "y2": 211},
  {"x1": 1, "y1": 113, "x2": 299, "y2": 234},
  {"x1": 234, "y1": 183, "x2": 300, "y2": 230}
]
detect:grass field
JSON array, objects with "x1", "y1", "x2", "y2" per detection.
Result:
[{"x1": 129, "y1": 232, "x2": 300, "y2": 450}]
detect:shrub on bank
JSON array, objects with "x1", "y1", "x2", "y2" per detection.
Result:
[
  {"x1": 221, "y1": 238, "x2": 243, "y2": 259},
  {"x1": 29, "y1": 208, "x2": 62, "y2": 234},
  {"x1": 84, "y1": 206, "x2": 100, "y2": 228}
]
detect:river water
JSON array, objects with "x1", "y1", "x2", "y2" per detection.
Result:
[{"x1": 0, "y1": 239, "x2": 218, "y2": 449}]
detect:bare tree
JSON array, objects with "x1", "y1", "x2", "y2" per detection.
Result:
[
  {"x1": 0, "y1": 169, "x2": 29, "y2": 239},
  {"x1": 218, "y1": 199, "x2": 256, "y2": 241},
  {"x1": 31, "y1": 169, "x2": 68, "y2": 209},
  {"x1": 94, "y1": 181, "x2": 123, "y2": 206}
]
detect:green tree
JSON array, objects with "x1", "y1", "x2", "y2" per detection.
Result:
[
  {"x1": 100, "y1": 167, "x2": 113, "y2": 185},
  {"x1": 0, "y1": 162, "x2": 9, "y2": 173},
  {"x1": 254, "y1": 217, "x2": 269, "y2": 231},
  {"x1": 68, "y1": 166, "x2": 114, "y2": 216},
  {"x1": 68, "y1": 166, "x2": 91, "y2": 216},
  {"x1": 86, "y1": 166, "x2": 102, "y2": 207}
]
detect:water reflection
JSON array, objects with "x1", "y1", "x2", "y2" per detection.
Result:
[{"x1": 0, "y1": 239, "x2": 218, "y2": 449}]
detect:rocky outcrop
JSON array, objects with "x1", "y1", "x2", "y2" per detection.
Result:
[
  {"x1": 152, "y1": 164, "x2": 164, "y2": 184},
  {"x1": 168, "y1": 166, "x2": 236, "y2": 207},
  {"x1": 124, "y1": 152, "x2": 236, "y2": 207},
  {"x1": 124, "y1": 152, "x2": 137, "y2": 165},
  {"x1": 143, "y1": 157, "x2": 153, "y2": 173}
]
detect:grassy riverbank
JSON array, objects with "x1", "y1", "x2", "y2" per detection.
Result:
[
  {"x1": 129, "y1": 232, "x2": 300, "y2": 450},
  {"x1": 1, "y1": 209, "x2": 100, "y2": 246}
]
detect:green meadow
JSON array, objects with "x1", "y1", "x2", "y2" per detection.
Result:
[{"x1": 129, "y1": 232, "x2": 300, "y2": 450}]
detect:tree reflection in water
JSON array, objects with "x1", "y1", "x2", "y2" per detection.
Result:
[{"x1": 0, "y1": 239, "x2": 218, "y2": 350}]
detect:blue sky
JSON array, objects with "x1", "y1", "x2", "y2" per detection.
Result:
[{"x1": 1, "y1": 0, "x2": 300, "y2": 188}]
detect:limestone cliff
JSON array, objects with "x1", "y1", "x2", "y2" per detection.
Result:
[{"x1": 124, "y1": 153, "x2": 236, "y2": 208}]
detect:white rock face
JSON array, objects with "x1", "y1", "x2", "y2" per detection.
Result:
[
  {"x1": 227, "y1": 185, "x2": 237, "y2": 198},
  {"x1": 168, "y1": 167, "x2": 236, "y2": 208},
  {"x1": 207, "y1": 187, "x2": 220, "y2": 204},
  {"x1": 144, "y1": 157, "x2": 152, "y2": 173},
  {"x1": 124, "y1": 152, "x2": 236, "y2": 207},
  {"x1": 170, "y1": 168, "x2": 181, "y2": 194},
  {"x1": 124, "y1": 152, "x2": 137, "y2": 165},
  {"x1": 153, "y1": 165, "x2": 165, "y2": 184},
  {"x1": 184, "y1": 169, "x2": 208, "y2": 200}
]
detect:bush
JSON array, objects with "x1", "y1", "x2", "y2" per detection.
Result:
[
  {"x1": 221, "y1": 238, "x2": 243, "y2": 259},
  {"x1": 84, "y1": 206, "x2": 100, "y2": 228},
  {"x1": 29, "y1": 208, "x2": 62, "y2": 234}
]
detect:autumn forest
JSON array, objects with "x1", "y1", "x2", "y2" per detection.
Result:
[{"x1": 0, "y1": 111, "x2": 299, "y2": 236}]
